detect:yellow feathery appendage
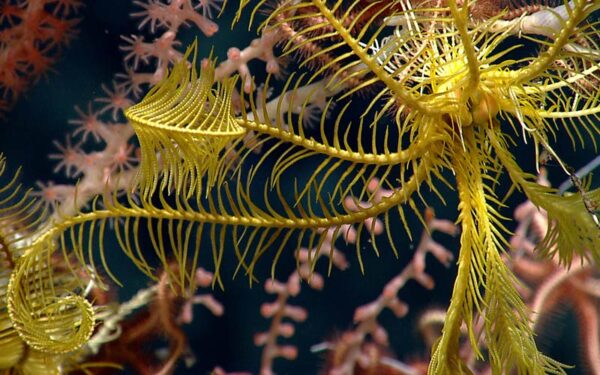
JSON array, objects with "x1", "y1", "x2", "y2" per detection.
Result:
[
  {"x1": 0, "y1": 156, "x2": 92, "y2": 373},
  {"x1": 7, "y1": 249, "x2": 95, "y2": 354},
  {"x1": 429, "y1": 129, "x2": 565, "y2": 374},
  {"x1": 490, "y1": 132, "x2": 600, "y2": 266},
  {"x1": 0, "y1": 159, "x2": 26, "y2": 369},
  {"x1": 125, "y1": 41, "x2": 246, "y2": 199}
]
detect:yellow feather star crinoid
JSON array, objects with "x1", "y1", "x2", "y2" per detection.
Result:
[
  {"x1": 3, "y1": 0, "x2": 600, "y2": 373},
  {"x1": 123, "y1": 0, "x2": 600, "y2": 374}
]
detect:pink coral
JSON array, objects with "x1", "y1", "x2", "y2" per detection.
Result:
[{"x1": 0, "y1": 0, "x2": 81, "y2": 117}]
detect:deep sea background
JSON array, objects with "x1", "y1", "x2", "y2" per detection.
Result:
[{"x1": 0, "y1": 1, "x2": 598, "y2": 374}]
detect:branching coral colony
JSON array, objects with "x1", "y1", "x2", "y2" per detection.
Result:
[
  {"x1": 1, "y1": 0, "x2": 600, "y2": 374},
  {"x1": 0, "y1": 0, "x2": 82, "y2": 118}
]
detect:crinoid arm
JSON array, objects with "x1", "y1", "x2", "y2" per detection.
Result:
[
  {"x1": 124, "y1": 41, "x2": 247, "y2": 200},
  {"x1": 0, "y1": 155, "x2": 95, "y2": 362}
]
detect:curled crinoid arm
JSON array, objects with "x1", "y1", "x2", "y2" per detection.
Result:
[
  {"x1": 125, "y1": 41, "x2": 247, "y2": 200},
  {"x1": 0, "y1": 156, "x2": 95, "y2": 361}
]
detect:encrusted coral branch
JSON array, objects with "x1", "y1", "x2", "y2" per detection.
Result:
[{"x1": 322, "y1": 208, "x2": 457, "y2": 375}]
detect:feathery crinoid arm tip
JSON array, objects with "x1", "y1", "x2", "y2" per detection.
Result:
[
  {"x1": 490, "y1": 131, "x2": 600, "y2": 267},
  {"x1": 0, "y1": 156, "x2": 95, "y2": 357},
  {"x1": 125, "y1": 40, "x2": 247, "y2": 201},
  {"x1": 536, "y1": 178, "x2": 600, "y2": 265}
]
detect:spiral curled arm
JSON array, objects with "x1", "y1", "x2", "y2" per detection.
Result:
[{"x1": 7, "y1": 239, "x2": 95, "y2": 354}]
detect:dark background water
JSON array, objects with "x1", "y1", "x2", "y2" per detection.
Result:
[{"x1": 0, "y1": 1, "x2": 597, "y2": 374}]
